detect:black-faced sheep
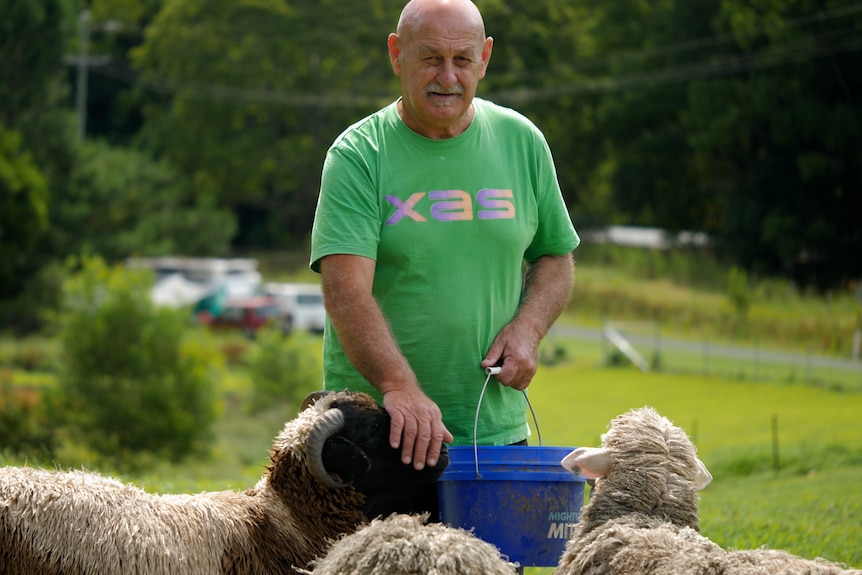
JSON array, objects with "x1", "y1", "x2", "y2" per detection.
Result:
[
  {"x1": 0, "y1": 390, "x2": 449, "y2": 575},
  {"x1": 300, "y1": 512, "x2": 519, "y2": 575},
  {"x1": 553, "y1": 406, "x2": 861, "y2": 575}
]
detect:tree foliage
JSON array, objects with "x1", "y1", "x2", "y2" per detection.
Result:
[
  {"x1": 54, "y1": 139, "x2": 237, "y2": 261},
  {"x1": 1, "y1": 0, "x2": 859, "y2": 293},
  {"x1": 0, "y1": 127, "x2": 49, "y2": 300},
  {"x1": 0, "y1": 0, "x2": 75, "y2": 308},
  {"x1": 246, "y1": 327, "x2": 323, "y2": 413},
  {"x1": 129, "y1": 0, "x2": 399, "y2": 249},
  {"x1": 485, "y1": 0, "x2": 862, "y2": 288},
  {"x1": 0, "y1": 0, "x2": 70, "y2": 143},
  {"x1": 59, "y1": 257, "x2": 222, "y2": 463}
]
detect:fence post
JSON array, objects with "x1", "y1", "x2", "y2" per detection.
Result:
[
  {"x1": 853, "y1": 330, "x2": 861, "y2": 361},
  {"x1": 702, "y1": 338, "x2": 709, "y2": 376},
  {"x1": 754, "y1": 339, "x2": 760, "y2": 381},
  {"x1": 771, "y1": 414, "x2": 780, "y2": 472}
]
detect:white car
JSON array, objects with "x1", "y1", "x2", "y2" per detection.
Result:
[{"x1": 260, "y1": 282, "x2": 326, "y2": 333}]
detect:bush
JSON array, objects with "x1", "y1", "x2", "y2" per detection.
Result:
[
  {"x1": 58, "y1": 257, "x2": 223, "y2": 464},
  {"x1": 246, "y1": 327, "x2": 322, "y2": 412},
  {"x1": 0, "y1": 369, "x2": 63, "y2": 457}
]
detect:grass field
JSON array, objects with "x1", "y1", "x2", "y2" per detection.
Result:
[
  {"x1": 3, "y1": 354, "x2": 860, "y2": 572},
  {"x1": 141, "y1": 358, "x2": 860, "y2": 573},
  {"x1": 519, "y1": 360, "x2": 862, "y2": 573}
]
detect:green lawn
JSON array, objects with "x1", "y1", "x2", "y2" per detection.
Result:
[
  {"x1": 135, "y1": 359, "x2": 862, "y2": 572},
  {"x1": 3, "y1": 342, "x2": 860, "y2": 572},
  {"x1": 520, "y1": 361, "x2": 862, "y2": 573}
]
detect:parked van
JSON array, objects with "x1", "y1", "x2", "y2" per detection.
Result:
[{"x1": 260, "y1": 282, "x2": 326, "y2": 333}]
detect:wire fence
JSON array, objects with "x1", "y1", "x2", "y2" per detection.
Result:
[{"x1": 549, "y1": 322, "x2": 862, "y2": 392}]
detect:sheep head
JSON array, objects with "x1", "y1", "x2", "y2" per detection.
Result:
[
  {"x1": 313, "y1": 391, "x2": 449, "y2": 495},
  {"x1": 269, "y1": 390, "x2": 448, "y2": 497},
  {"x1": 561, "y1": 406, "x2": 711, "y2": 532}
]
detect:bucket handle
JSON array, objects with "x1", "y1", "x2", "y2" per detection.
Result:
[{"x1": 472, "y1": 366, "x2": 542, "y2": 478}]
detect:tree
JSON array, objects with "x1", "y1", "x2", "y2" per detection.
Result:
[
  {"x1": 53, "y1": 139, "x2": 237, "y2": 261},
  {"x1": 480, "y1": 1, "x2": 609, "y2": 227},
  {"x1": 687, "y1": 0, "x2": 862, "y2": 288},
  {"x1": 59, "y1": 257, "x2": 221, "y2": 463},
  {"x1": 0, "y1": 127, "x2": 49, "y2": 300},
  {"x1": 130, "y1": 0, "x2": 400, "y2": 249},
  {"x1": 0, "y1": 0, "x2": 70, "y2": 141},
  {"x1": 0, "y1": 0, "x2": 75, "y2": 306},
  {"x1": 15, "y1": 0, "x2": 854, "y2": 289},
  {"x1": 529, "y1": 0, "x2": 861, "y2": 289}
]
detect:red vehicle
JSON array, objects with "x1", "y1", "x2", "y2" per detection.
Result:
[{"x1": 198, "y1": 296, "x2": 289, "y2": 337}]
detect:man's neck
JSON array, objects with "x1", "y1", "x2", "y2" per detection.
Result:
[{"x1": 397, "y1": 99, "x2": 474, "y2": 140}]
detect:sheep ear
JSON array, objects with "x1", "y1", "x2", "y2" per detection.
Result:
[
  {"x1": 694, "y1": 457, "x2": 712, "y2": 490},
  {"x1": 322, "y1": 437, "x2": 370, "y2": 482},
  {"x1": 560, "y1": 447, "x2": 611, "y2": 479}
]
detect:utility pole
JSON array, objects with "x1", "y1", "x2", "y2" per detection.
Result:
[{"x1": 70, "y1": 11, "x2": 119, "y2": 143}]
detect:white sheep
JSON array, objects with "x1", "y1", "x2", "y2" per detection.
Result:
[
  {"x1": 0, "y1": 390, "x2": 449, "y2": 575},
  {"x1": 300, "y1": 512, "x2": 519, "y2": 575},
  {"x1": 553, "y1": 406, "x2": 861, "y2": 575}
]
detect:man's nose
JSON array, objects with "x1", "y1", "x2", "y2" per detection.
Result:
[{"x1": 436, "y1": 60, "x2": 458, "y2": 87}]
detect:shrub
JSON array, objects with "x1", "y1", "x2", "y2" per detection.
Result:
[
  {"x1": 246, "y1": 327, "x2": 322, "y2": 412},
  {"x1": 0, "y1": 369, "x2": 63, "y2": 457},
  {"x1": 58, "y1": 257, "x2": 223, "y2": 464}
]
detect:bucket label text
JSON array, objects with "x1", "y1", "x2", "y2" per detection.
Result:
[{"x1": 547, "y1": 510, "x2": 581, "y2": 540}]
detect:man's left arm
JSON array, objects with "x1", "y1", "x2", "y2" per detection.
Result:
[{"x1": 481, "y1": 252, "x2": 575, "y2": 390}]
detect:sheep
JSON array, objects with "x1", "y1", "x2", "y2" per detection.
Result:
[
  {"x1": 0, "y1": 389, "x2": 449, "y2": 575},
  {"x1": 553, "y1": 406, "x2": 861, "y2": 575},
  {"x1": 300, "y1": 512, "x2": 520, "y2": 575}
]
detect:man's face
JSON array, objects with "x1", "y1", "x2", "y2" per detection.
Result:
[{"x1": 389, "y1": 23, "x2": 492, "y2": 139}]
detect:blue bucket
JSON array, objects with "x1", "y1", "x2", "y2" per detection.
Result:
[
  {"x1": 436, "y1": 368, "x2": 585, "y2": 567},
  {"x1": 437, "y1": 445, "x2": 585, "y2": 566}
]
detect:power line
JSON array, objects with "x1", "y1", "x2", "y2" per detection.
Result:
[
  {"x1": 488, "y1": 27, "x2": 862, "y2": 103},
  {"x1": 88, "y1": 25, "x2": 861, "y2": 108},
  {"x1": 90, "y1": 63, "x2": 393, "y2": 109},
  {"x1": 77, "y1": 2, "x2": 861, "y2": 108},
  {"x1": 489, "y1": 1, "x2": 862, "y2": 81}
]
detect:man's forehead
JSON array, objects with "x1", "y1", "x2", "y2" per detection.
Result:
[{"x1": 415, "y1": 41, "x2": 481, "y2": 55}]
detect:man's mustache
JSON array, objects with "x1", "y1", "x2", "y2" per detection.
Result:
[{"x1": 425, "y1": 84, "x2": 464, "y2": 96}]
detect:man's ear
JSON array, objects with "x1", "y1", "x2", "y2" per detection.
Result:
[
  {"x1": 388, "y1": 33, "x2": 402, "y2": 75},
  {"x1": 322, "y1": 437, "x2": 370, "y2": 483},
  {"x1": 479, "y1": 36, "x2": 493, "y2": 78}
]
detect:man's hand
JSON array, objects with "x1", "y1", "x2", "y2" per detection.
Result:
[
  {"x1": 481, "y1": 320, "x2": 541, "y2": 391},
  {"x1": 382, "y1": 386, "x2": 453, "y2": 470}
]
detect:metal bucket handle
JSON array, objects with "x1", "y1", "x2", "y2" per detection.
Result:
[{"x1": 472, "y1": 366, "x2": 542, "y2": 478}]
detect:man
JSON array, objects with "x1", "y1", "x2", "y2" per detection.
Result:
[{"x1": 310, "y1": 0, "x2": 578, "y2": 518}]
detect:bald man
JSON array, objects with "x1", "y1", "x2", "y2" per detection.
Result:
[{"x1": 311, "y1": 0, "x2": 579, "y2": 520}]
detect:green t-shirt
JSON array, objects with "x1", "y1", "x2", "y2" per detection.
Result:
[{"x1": 310, "y1": 98, "x2": 579, "y2": 446}]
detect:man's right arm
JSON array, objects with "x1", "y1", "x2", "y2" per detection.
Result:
[{"x1": 319, "y1": 254, "x2": 452, "y2": 469}]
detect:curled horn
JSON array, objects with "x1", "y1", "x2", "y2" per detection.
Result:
[{"x1": 305, "y1": 408, "x2": 351, "y2": 489}]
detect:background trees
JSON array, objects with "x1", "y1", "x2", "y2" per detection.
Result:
[
  {"x1": 2, "y1": 0, "x2": 860, "y2": 322},
  {"x1": 0, "y1": 0, "x2": 859, "y2": 467},
  {"x1": 128, "y1": 0, "x2": 397, "y2": 249}
]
